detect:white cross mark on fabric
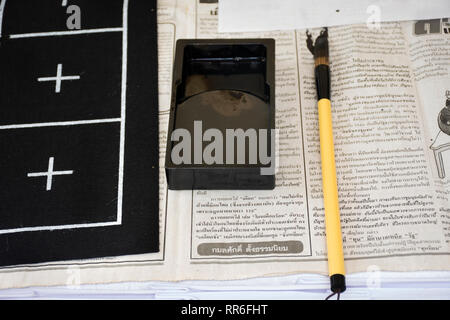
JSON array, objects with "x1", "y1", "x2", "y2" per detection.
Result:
[
  {"x1": 27, "y1": 157, "x2": 74, "y2": 191},
  {"x1": 37, "y1": 64, "x2": 80, "y2": 93}
]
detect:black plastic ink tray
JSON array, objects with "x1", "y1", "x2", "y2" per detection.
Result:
[{"x1": 165, "y1": 39, "x2": 275, "y2": 190}]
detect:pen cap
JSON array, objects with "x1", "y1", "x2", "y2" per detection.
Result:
[{"x1": 330, "y1": 274, "x2": 346, "y2": 293}]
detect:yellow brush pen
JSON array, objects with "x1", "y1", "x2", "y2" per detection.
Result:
[{"x1": 306, "y1": 28, "x2": 346, "y2": 297}]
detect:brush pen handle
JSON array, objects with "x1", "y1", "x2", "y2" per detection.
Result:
[
  {"x1": 318, "y1": 98, "x2": 346, "y2": 289},
  {"x1": 309, "y1": 27, "x2": 346, "y2": 294}
]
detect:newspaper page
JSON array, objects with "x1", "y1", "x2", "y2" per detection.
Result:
[
  {"x1": 402, "y1": 20, "x2": 450, "y2": 245},
  {"x1": 295, "y1": 21, "x2": 450, "y2": 271},
  {"x1": 0, "y1": 0, "x2": 449, "y2": 289},
  {"x1": 178, "y1": 1, "x2": 450, "y2": 278}
]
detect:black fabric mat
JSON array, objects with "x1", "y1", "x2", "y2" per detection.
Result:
[{"x1": 0, "y1": 0, "x2": 159, "y2": 266}]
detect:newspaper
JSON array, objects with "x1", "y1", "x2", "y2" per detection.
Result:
[{"x1": 0, "y1": 0, "x2": 449, "y2": 289}]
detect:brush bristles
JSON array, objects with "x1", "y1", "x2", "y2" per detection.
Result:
[{"x1": 314, "y1": 29, "x2": 329, "y2": 66}]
